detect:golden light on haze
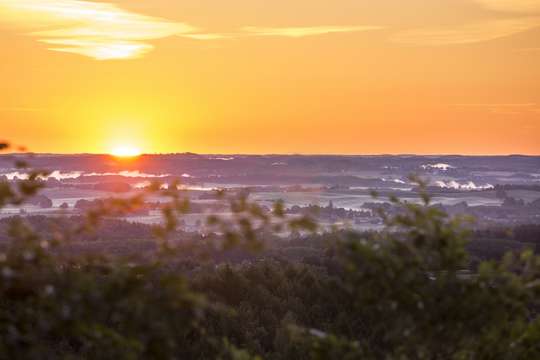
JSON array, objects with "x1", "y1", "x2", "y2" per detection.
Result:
[{"x1": 0, "y1": 0, "x2": 539, "y2": 154}]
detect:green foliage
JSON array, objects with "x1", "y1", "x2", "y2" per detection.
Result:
[
  {"x1": 0, "y1": 145, "x2": 315, "y2": 359},
  {"x1": 0, "y1": 251, "x2": 210, "y2": 359},
  {"x1": 0, "y1": 144, "x2": 538, "y2": 359},
  {"x1": 297, "y1": 190, "x2": 540, "y2": 359}
]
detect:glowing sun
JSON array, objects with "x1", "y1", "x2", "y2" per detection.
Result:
[{"x1": 110, "y1": 146, "x2": 141, "y2": 158}]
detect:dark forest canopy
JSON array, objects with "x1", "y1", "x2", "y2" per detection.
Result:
[{"x1": 0, "y1": 143, "x2": 539, "y2": 359}]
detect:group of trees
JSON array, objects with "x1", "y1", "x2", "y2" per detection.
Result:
[
  {"x1": 191, "y1": 201, "x2": 540, "y2": 359},
  {"x1": 0, "y1": 142, "x2": 539, "y2": 359},
  {"x1": 286, "y1": 203, "x2": 372, "y2": 222}
]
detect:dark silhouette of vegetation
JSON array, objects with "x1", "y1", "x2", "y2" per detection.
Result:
[{"x1": 0, "y1": 142, "x2": 538, "y2": 359}]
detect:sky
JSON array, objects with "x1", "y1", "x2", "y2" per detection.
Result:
[{"x1": 0, "y1": 0, "x2": 539, "y2": 155}]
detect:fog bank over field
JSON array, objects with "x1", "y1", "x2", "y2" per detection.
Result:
[{"x1": 1, "y1": 154, "x2": 539, "y2": 230}]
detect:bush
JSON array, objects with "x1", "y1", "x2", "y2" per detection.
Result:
[{"x1": 0, "y1": 143, "x2": 538, "y2": 359}]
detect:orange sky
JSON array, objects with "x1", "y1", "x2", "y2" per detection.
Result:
[{"x1": 0, "y1": 0, "x2": 539, "y2": 155}]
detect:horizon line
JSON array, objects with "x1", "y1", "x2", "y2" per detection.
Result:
[{"x1": 2, "y1": 152, "x2": 540, "y2": 157}]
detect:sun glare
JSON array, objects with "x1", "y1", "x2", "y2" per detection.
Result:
[{"x1": 111, "y1": 146, "x2": 141, "y2": 158}]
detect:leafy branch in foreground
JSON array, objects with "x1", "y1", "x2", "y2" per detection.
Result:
[
  {"x1": 0, "y1": 144, "x2": 538, "y2": 359},
  {"x1": 0, "y1": 144, "x2": 312, "y2": 359},
  {"x1": 295, "y1": 184, "x2": 540, "y2": 359}
]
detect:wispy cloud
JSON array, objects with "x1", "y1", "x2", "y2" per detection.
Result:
[
  {"x1": 514, "y1": 47, "x2": 540, "y2": 52},
  {"x1": 182, "y1": 25, "x2": 383, "y2": 41},
  {"x1": 391, "y1": 18, "x2": 540, "y2": 45},
  {"x1": 474, "y1": 0, "x2": 540, "y2": 13},
  {"x1": 0, "y1": 0, "x2": 197, "y2": 60},
  {"x1": 0, "y1": 1, "x2": 383, "y2": 59},
  {"x1": 454, "y1": 103, "x2": 540, "y2": 115},
  {"x1": 182, "y1": 33, "x2": 233, "y2": 41},
  {"x1": 454, "y1": 103, "x2": 537, "y2": 107},
  {"x1": 240, "y1": 25, "x2": 384, "y2": 38}
]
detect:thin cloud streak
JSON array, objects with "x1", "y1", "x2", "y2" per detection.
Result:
[
  {"x1": 240, "y1": 25, "x2": 384, "y2": 38},
  {"x1": 454, "y1": 103, "x2": 537, "y2": 107},
  {"x1": 514, "y1": 47, "x2": 540, "y2": 52},
  {"x1": 38, "y1": 39, "x2": 155, "y2": 60},
  {"x1": 474, "y1": 0, "x2": 540, "y2": 13},
  {"x1": 391, "y1": 18, "x2": 540, "y2": 45},
  {"x1": 181, "y1": 25, "x2": 384, "y2": 41},
  {"x1": 182, "y1": 33, "x2": 233, "y2": 40},
  {"x1": 453, "y1": 103, "x2": 540, "y2": 115}
]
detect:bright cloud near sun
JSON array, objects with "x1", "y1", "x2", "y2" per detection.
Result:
[{"x1": 0, "y1": 0, "x2": 197, "y2": 60}]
